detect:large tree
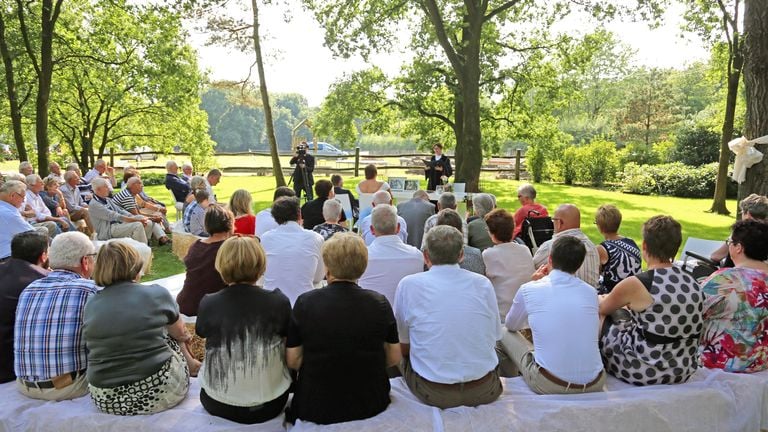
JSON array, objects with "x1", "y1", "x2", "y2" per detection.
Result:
[{"x1": 738, "y1": 0, "x2": 768, "y2": 201}]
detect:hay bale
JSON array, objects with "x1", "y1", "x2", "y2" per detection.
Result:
[{"x1": 172, "y1": 231, "x2": 200, "y2": 261}]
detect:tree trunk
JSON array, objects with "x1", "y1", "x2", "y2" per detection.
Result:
[
  {"x1": 250, "y1": 0, "x2": 285, "y2": 187},
  {"x1": 454, "y1": 16, "x2": 483, "y2": 193},
  {"x1": 710, "y1": 65, "x2": 741, "y2": 214},
  {"x1": 35, "y1": 0, "x2": 58, "y2": 178},
  {"x1": 739, "y1": 0, "x2": 768, "y2": 203},
  {"x1": 0, "y1": 14, "x2": 27, "y2": 161}
]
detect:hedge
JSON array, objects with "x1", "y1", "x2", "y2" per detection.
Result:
[{"x1": 621, "y1": 162, "x2": 738, "y2": 198}]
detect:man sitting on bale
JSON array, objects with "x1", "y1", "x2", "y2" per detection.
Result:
[
  {"x1": 14, "y1": 232, "x2": 98, "y2": 401},
  {"x1": 112, "y1": 177, "x2": 171, "y2": 246},
  {"x1": 394, "y1": 225, "x2": 503, "y2": 409},
  {"x1": 88, "y1": 178, "x2": 150, "y2": 244},
  {"x1": 502, "y1": 235, "x2": 605, "y2": 394}
]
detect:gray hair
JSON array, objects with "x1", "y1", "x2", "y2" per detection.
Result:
[
  {"x1": 372, "y1": 190, "x2": 391, "y2": 206},
  {"x1": 413, "y1": 190, "x2": 429, "y2": 200},
  {"x1": 322, "y1": 198, "x2": 343, "y2": 222},
  {"x1": 472, "y1": 193, "x2": 495, "y2": 217},
  {"x1": 4, "y1": 172, "x2": 25, "y2": 182},
  {"x1": 94, "y1": 159, "x2": 106, "y2": 168},
  {"x1": 65, "y1": 163, "x2": 80, "y2": 172},
  {"x1": 18, "y1": 161, "x2": 32, "y2": 172},
  {"x1": 48, "y1": 231, "x2": 94, "y2": 270},
  {"x1": 91, "y1": 177, "x2": 110, "y2": 191},
  {"x1": 740, "y1": 194, "x2": 768, "y2": 220},
  {"x1": 189, "y1": 175, "x2": 206, "y2": 191},
  {"x1": 126, "y1": 176, "x2": 142, "y2": 188},
  {"x1": 437, "y1": 192, "x2": 456, "y2": 210},
  {"x1": 25, "y1": 174, "x2": 42, "y2": 186},
  {"x1": 0, "y1": 179, "x2": 26, "y2": 196},
  {"x1": 371, "y1": 204, "x2": 398, "y2": 236},
  {"x1": 165, "y1": 160, "x2": 178, "y2": 170},
  {"x1": 182, "y1": 163, "x2": 192, "y2": 170},
  {"x1": 63, "y1": 171, "x2": 78, "y2": 182},
  {"x1": 49, "y1": 161, "x2": 60, "y2": 170},
  {"x1": 518, "y1": 183, "x2": 536, "y2": 199},
  {"x1": 424, "y1": 225, "x2": 463, "y2": 265}
]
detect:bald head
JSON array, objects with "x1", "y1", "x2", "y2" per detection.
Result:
[
  {"x1": 554, "y1": 204, "x2": 580, "y2": 233},
  {"x1": 372, "y1": 190, "x2": 391, "y2": 206}
]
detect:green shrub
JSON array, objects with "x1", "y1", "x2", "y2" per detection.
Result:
[
  {"x1": 672, "y1": 126, "x2": 720, "y2": 166},
  {"x1": 139, "y1": 172, "x2": 166, "y2": 186},
  {"x1": 576, "y1": 138, "x2": 619, "y2": 186},
  {"x1": 621, "y1": 162, "x2": 737, "y2": 198},
  {"x1": 562, "y1": 146, "x2": 579, "y2": 185}
]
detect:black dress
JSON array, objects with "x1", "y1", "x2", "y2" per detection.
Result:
[
  {"x1": 425, "y1": 155, "x2": 452, "y2": 191},
  {"x1": 286, "y1": 281, "x2": 399, "y2": 425}
]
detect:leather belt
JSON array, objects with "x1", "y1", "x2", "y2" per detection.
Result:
[
  {"x1": 539, "y1": 367, "x2": 602, "y2": 390},
  {"x1": 21, "y1": 370, "x2": 85, "y2": 389},
  {"x1": 422, "y1": 370, "x2": 497, "y2": 390}
]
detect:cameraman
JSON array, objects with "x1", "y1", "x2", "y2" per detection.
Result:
[{"x1": 289, "y1": 141, "x2": 315, "y2": 200}]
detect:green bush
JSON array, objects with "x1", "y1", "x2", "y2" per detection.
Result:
[
  {"x1": 576, "y1": 138, "x2": 619, "y2": 186},
  {"x1": 562, "y1": 146, "x2": 579, "y2": 185},
  {"x1": 139, "y1": 172, "x2": 166, "y2": 186},
  {"x1": 621, "y1": 162, "x2": 738, "y2": 198},
  {"x1": 672, "y1": 126, "x2": 720, "y2": 166}
]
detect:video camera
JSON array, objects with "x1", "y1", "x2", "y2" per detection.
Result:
[{"x1": 296, "y1": 144, "x2": 307, "y2": 156}]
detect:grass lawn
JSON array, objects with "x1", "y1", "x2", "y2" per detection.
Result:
[{"x1": 141, "y1": 174, "x2": 739, "y2": 282}]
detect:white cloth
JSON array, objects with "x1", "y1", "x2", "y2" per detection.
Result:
[
  {"x1": 255, "y1": 208, "x2": 278, "y2": 238},
  {"x1": 394, "y1": 264, "x2": 501, "y2": 384},
  {"x1": 84, "y1": 169, "x2": 113, "y2": 190},
  {"x1": 24, "y1": 190, "x2": 52, "y2": 222},
  {"x1": 729, "y1": 135, "x2": 768, "y2": 183},
  {"x1": 260, "y1": 221, "x2": 324, "y2": 305},
  {"x1": 505, "y1": 270, "x2": 603, "y2": 384},
  {"x1": 533, "y1": 228, "x2": 600, "y2": 288},
  {"x1": 420, "y1": 213, "x2": 468, "y2": 249},
  {"x1": 358, "y1": 235, "x2": 424, "y2": 305},
  {"x1": 359, "y1": 213, "x2": 408, "y2": 246},
  {"x1": 483, "y1": 242, "x2": 535, "y2": 320},
  {"x1": 204, "y1": 179, "x2": 216, "y2": 203}
]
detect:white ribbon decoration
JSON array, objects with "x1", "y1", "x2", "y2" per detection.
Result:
[{"x1": 729, "y1": 134, "x2": 768, "y2": 184}]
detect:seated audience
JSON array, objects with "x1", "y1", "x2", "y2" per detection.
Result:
[
  {"x1": 331, "y1": 174, "x2": 358, "y2": 219},
  {"x1": 359, "y1": 190, "x2": 408, "y2": 246},
  {"x1": 205, "y1": 169, "x2": 222, "y2": 204},
  {"x1": 14, "y1": 232, "x2": 98, "y2": 401},
  {"x1": 255, "y1": 186, "x2": 295, "y2": 238},
  {"x1": 396, "y1": 190, "x2": 435, "y2": 248},
  {"x1": 394, "y1": 226, "x2": 502, "y2": 409},
  {"x1": 503, "y1": 236, "x2": 605, "y2": 394},
  {"x1": 83, "y1": 159, "x2": 116, "y2": 189},
  {"x1": 359, "y1": 204, "x2": 423, "y2": 305},
  {"x1": 312, "y1": 198, "x2": 349, "y2": 240},
  {"x1": 710, "y1": 193, "x2": 768, "y2": 265},
  {"x1": 533, "y1": 204, "x2": 599, "y2": 288},
  {"x1": 229, "y1": 189, "x2": 256, "y2": 236},
  {"x1": 65, "y1": 163, "x2": 94, "y2": 204},
  {"x1": 467, "y1": 193, "x2": 495, "y2": 251},
  {"x1": 45, "y1": 162, "x2": 63, "y2": 184},
  {"x1": 196, "y1": 236, "x2": 291, "y2": 424},
  {"x1": 260, "y1": 197, "x2": 324, "y2": 305},
  {"x1": 18, "y1": 161, "x2": 33, "y2": 176},
  {"x1": 24, "y1": 174, "x2": 67, "y2": 238},
  {"x1": 181, "y1": 163, "x2": 194, "y2": 183},
  {"x1": 112, "y1": 177, "x2": 170, "y2": 245},
  {"x1": 301, "y1": 180, "x2": 347, "y2": 230},
  {"x1": 60, "y1": 171, "x2": 93, "y2": 234},
  {"x1": 177, "y1": 205, "x2": 234, "y2": 316},
  {"x1": 700, "y1": 220, "x2": 768, "y2": 373},
  {"x1": 84, "y1": 242, "x2": 198, "y2": 415},
  {"x1": 0, "y1": 232, "x2": 49, "y2": 384},
  {"x1": 165, "y1": 161, "x2": 191, "y2": 204},
  {"x1": 0, "y1": 180, "x2": 36, "y2": 259},
  {"x1": 513, "y1": 183, "x2": 548, "y2": 239},
  {"x1": 600, "y1": 215, "x2": 703, "y2": 386},
  {"x1": 357, "y1": 164, "x2": 391, "y2": 220},
  {"x1": 286, "y1": 233, "x2": 401, "y2": 424},
  {"x1": 482, "y1": 209, "x2": 535, "y2": 320},
  {"x1": 421, "y1": 192, "x2": 467, "y2": 248},
  {"x1": 89, "y1": 178, "x2": 149, "y2": 243},
  {"x1": 595, "y1": 204, "x2": 641, "y2": 294},
  {"x1": 436, "y1": 208, "x2": 485, "y2": 275},
  {"x1": 183, "y1": 189, "x2": 210, "y2": 237},
  {"x1": 123, "y1": 169, "x2": 170, "y2": 231},
  {"x1": 39, "y1": 177, "x2": 67, "y2": 218}
]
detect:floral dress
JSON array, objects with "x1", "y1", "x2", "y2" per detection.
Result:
[{"x1": 700, "y1": 267, "x2": 768, "y2": 373}]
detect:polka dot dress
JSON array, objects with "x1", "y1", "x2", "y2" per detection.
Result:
[
  {"x1": 90, "y1": 338, "x2": 190, "y2": 415},
  {"x1": 601, "y1": 267, "x2": 704, "y2": 386}
]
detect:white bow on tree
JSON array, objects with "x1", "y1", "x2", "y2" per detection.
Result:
[{"x1": 729, "y1": 135, "x2": 768, "y2": 184}]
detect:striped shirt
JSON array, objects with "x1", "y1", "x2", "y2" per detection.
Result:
[
  {"x1": 14, "y1": 270, "x2": 99, "y2": 381},
  {"x1": 111, "y1": 188, "x2": 138, "y2": 212}
]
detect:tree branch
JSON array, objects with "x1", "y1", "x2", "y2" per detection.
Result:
[
  {"x1": 484, "y1": 0, "x2": 523, "y2": 22},
  {"x1": 15, "y1": 0, "x2": 40, "y2": 74},
  {"x1": 419, "y1": 0, "x2": 462, "y2": 71}
]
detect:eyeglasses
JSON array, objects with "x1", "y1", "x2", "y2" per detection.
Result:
[{"x1": 725, "y1": 238, "x2": 735, "y2": 246}]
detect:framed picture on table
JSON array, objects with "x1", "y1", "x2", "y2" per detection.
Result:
[
  {"x1": 404, "y1": 179, "x2": 420, "y2": 191},
  {"x1": 388, "y1": 177, "x2": 406, "y2": 191}
]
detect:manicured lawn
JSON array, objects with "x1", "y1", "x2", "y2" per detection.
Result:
[{"x1": 142, "y1": 175, "x2": 738, "y2": 282}]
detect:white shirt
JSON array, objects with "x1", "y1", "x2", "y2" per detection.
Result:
[
  {"x1": 533, "y1": 228, "x2": 600, "y2": 288},
  {"x1": 483, "y1": 242, "x2": 535, "y2": 320},
  {"x1": 255, "y1": 208, "x2": 278, "y2": 238},
  {"x1": 204, "y1": 180, "x2": 216, "y2": 203},
  {"x1": 359, "y1": 235, "x2": 424, "y2": 305},
  {"x1": 84, "y1": 168, "x2": 113, "y2": 190},
  {"x1": 505, "y1": 270, "x2": 603, "y2": 384},
  {"x1": 24, "y1": 190, "x2": 52, "y2": 222},
  {"x1": 359, "y1": 213, "x2": 408, "y2": 246},
  {"x1": 394, "y1": 264, "x2": 501, "y2": 384},
  {"x1": 260, "y1": 221, "x2": 324, "y2": 305}
]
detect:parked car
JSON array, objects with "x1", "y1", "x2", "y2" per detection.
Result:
[{"x1": 310, "y1": 142, "x2": 349, "y2": 156}]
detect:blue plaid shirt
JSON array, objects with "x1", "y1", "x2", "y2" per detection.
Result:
[
  {"x1": 183, "y1": 201, "x2": 208, "y2": 237},
  {"x1": 14, "y1": 270, "x2": 99, "y2": 381}
]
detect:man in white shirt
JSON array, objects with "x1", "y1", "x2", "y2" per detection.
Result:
[
  {"x1": 394, "y1": 225, "x2": 502, "y2": 409},
  {"x1": 532, "y1": 204, "x2": 599, "y2": 288},
  {"x1": 358, "y1": 190, "x2": 408, "y2": 246},
  {"x1": 83, "y1": 159, "x2": 116, "y2": 190},
  {"x1": 260, "y1": 196, "x2": 324, "y2": 305},
  {"x1": 205, "y1": 169, "x2": 222, "y2": 204},
  {"x1": 503, "y1": 236, "x2": 605, "y2": 394},
  {"x1": 23, "y1": 175, "x2": 67, "y2": 238},
  {"x1": 45, "y1": 162, "x2": 64, "y2": 184},
  {"x1": 359, "y1": 204, "x2": 423, "y2": 305},
  {"x1": 420, "y1": 192, "x2": 467, "y2": 249},
  {"x1": 255, "y1": 186, "x2": 295, "y2": 238},
  {"x1": 60, "y1": 170, "x2": 93, "y2": 234}
]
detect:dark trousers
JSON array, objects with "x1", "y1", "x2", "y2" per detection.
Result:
[
  {"x1": 293, "y1": 183, "x2": 313, "y2": 201},
  {"x1": 200, "y1": 388, "x2": 289, "y2": 424}
]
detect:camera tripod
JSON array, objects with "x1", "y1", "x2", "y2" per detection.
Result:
[{"x1": 289, "y1": 156, "x2": 313, "y2": 202}]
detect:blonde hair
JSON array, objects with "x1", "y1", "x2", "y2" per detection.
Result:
[
  {"x1": 595, "y1": 204, "x2": 622, "y2": 234},
  {"x1": 322, "y1": 232, "x2": 367, "y2": 280},
  {"x1": 93, "y1": 241, "x2": 144, "y2": 286},
  {"x1": 228, "y1": 189, "x2": 253, "y2": 217},
  {"x1": 215, "y1": 236, "x2": 266, "y2": 285}
]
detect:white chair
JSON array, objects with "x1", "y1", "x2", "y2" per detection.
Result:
[
  {"x1": 168, "y1": 190, "x2": 184, "y2": 222},
  {"x1": 359, "y1": 193, "x2": 374, "y2": 214},
  {"x1": 335, "y1": 194, "x2": 354, "y2": 221},
  {"x1": 452, "y1": 182, "x2": 466, "y2": 194}
]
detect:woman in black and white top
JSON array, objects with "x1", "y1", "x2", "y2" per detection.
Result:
[{"x1": 196, "y1": 236, "x2": 292, "y2": 424}]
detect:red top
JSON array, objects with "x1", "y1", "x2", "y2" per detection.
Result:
[
  {"x1": 513, "y1": 203, "x2": 548, "y2": 239},
  {"x1": 234, "y1": 214, "x2": 256, "y2": 235}
]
